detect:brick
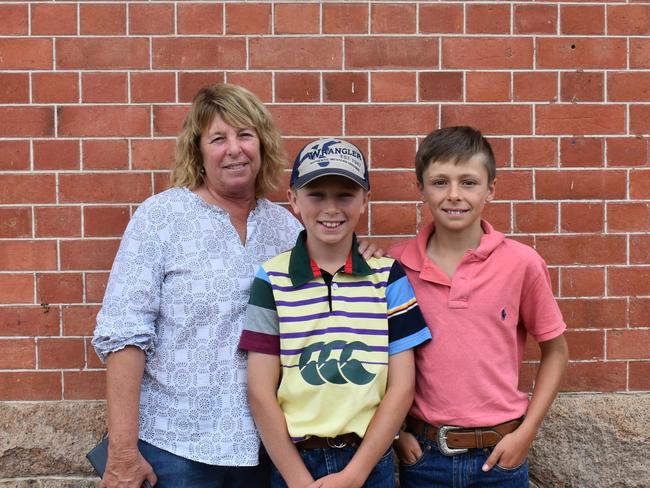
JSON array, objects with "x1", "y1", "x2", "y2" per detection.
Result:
[
  {"x1": 537, "y1": 38, "x2": 626, "y2": 69},
  {"x1": 560, "y1": 72, "x2": 603, "y2": 102},
  {"x1": 536, "y1": 105, "x2": 625, "y2": 135},
  {"x1": 64, "y1": 371, "x2": 106, "y2": 400},
  {"x1": 275, "y1": 3, "x2": 319, "y2": 34},
  {"x1": 631, "y1": 170, "x2": 650, "y2": 199},
  {"x1": 225, "y1": 72, "x2": 271, "y2": 102},
  {"x1": 80, "y1": 3, "x2": 126, "y2": 35},
  {"x1": 419, "y1": 4, "x2": 463, "y2": 34},
  {"x1": 371, "y1": 73, "x2": 415, "y2": 102},
  {"x1": 630, "y1": 298, "x2": 650, "y2": 327},
  {"x1": 467, "y1": 4, "x2": 510, "y2": 34},
  {"x1": 347, "y1": 37, "x2": 437, "y2": 69},
  {"x1": 0, "y1": 339, "x2": 35, "y2": 369},
  {"x1": 443, "y1": 38, "x2": 532, "y2": 69},
  {"x1": 82, "y1": 72, "x2": 128, "y2": 103},
  {"x1": 0, "y1": 4, "x2": 28, "y2": 34},
  {"x1": 178, "y1": 3, "x2": 223, "y2": 35},
  {"x1": 0, "y1": 140, "x2": 30, "y2": 170},
  {"x1": 560, "y1": 5, "x2": 604, "y2": 35},
  {"x1": 631, "y1": 235, "x2": 650, "y2": 266},
  {"x1": 225, "y1": 3, "x2": 271, "y2": 34},
  {"x1": 153, "y1": 105, "x2": 188, "y2": 137},
  {"x1": 607, "y1": 202, "x2": 650, "y2": 232},
  {"x1": 58, "y1": 106, "x2": 150, "y2": 137},
  {"x1": 607, "y1": 137, "x2": 649, "y2": 167},
  {"x1": 493, "y1": 170, "x2": 533, "y2": 200},
  {"x1": 84, "y1": 206, "x2": 130, "y2": 237},
  {"x1": 513, "y1": 72, "x2": 557, "y2": 102},
  {"x1": 608, "y1": 5, "x2": 650, "y2": 35},
  {"x1": 558, "y1": 298, "x2": 627, "y2": 329},
  {"x1": 514, "y1": 4, "x2": 557, "y2": 34},
  {"x1": 419, "y1": 72, "x2": 463, "y2": 101},
  {"x1": 154, "y1": 38, "x2": 245, "y2": 69},
  {"x1": 59, "y1": 173, "x2": 151, "y2": 204},
  {"x1": 178, "y1": 72, "x2": 226, "y2": 103},
  {"x1": 251, "y1": 38, "x2": 342, "y2": 70},
  {"x1": 0, "y1": 306, "x2": 59, "y2": 337},
  {"x1": 355, "y1": 211, "x2": 369, "y2": 236},
  {"x1": 347, "y1": 105, "x2": 437, "y2": 136},
  {"x1": 128, "y1": 3, "x2": 173, "y2": 35},
  {"x1": 536, "y1": 170, "x2": 625, "y2": 200},
  {"x1": 631, "y1": 105, "x2": 650, "y2": 135},
  {"x1": 371, "y1": 3, "x2": 415, "y2": 34},
  {"x1": 39, "y1": 338, "x2": 85, "y2": 369},
  {"x1": 86, "y1": 338, "x2": 105, "y2": 369},
  {"x1": 561, "y1": 267, "x2": 605, "y2": 297},
  {"x1": 83, "y1": 139, "x2": 129, "y2": 170},
  {"x1": 60, "y1": 239, "x2": 120, "y2": 271},
  {"x1": 0, "y1": 208, "x2": 31, "y2": 238},
  {"x1": 57, "y1": 38, "x2": 149, "y2": 70},
  {"x1": 323, "y1": 3, "x2": 368, "y2": 34},
  {"x1": 85, "y1": 274, "x2": 109, "y2": 304},
  {"x1": 0, "y1": 38, "x2": 52, "y2": 69},
  {"x1": 275, "y1": 73, "x2": 320, "y2": 103},
  {"x1": 33, "y1": 140, "x2": 80, "y2": 170},
  {"x1": 513, "y1": 138, "x2": 557, "y2": 168},
  {"x1": 0, "y1": 174, "x2": 56, "y2": 204},
  {"x1": 371, "y1": 203, "x2": 417, "y2": 235},
  {"x1": 608, "y1": 72, "x2": 650, "y2": 102},
  {"x1": 0, "y1": 107, "x2": 54, "y2": 137},
  {"x1": 0, "y1": 372, "x2": 61, "y2": 401},
  {"x1": 537, "y1": 235, "x2": 625, "y2": 265},
  {"x1": 565, "y1": 330, "x2": 604, "y2": 361},
  {"x1": 482, "y1": 202, "x2": 512, "y2": 234},
  {"x1": 35, "y1": 206, "x2": 81, "y2": 238},
  {"x1": 514, "y1": 203, "x2": 558, "y2": 233},
  {"x1": 154, "y1": 173, "x2": 171, "y2": 195},
  {"x1": 370, "y1": 171, "x2": 419, "y2": 201},
  {"x1": 0, "y1": 241, "x2": 57, "y2": 271},
  {"x1": 271, "y1": 105, "x2": 341, "y2": 137},
  {"x1": 37, "y1": 273, "x2": 83, "y2": 305},
  {"x1": 631, "y1": 39, "x2": 650, "y2": 69},
  {"x1": 132, "y1": 139, "x2": 175, "y2": 170},
  {"x1": 560, "y1": 362, "x2": 626, "y2": 392},
  {"x1": 630, "y1": 362, "x2": 650, "y2": 391},
  {"x1": 560, "y1": 137, "x2": 604, "y2": 167},
  {"x1": 0, "y1": 73, "x2": 28, "y2": 103},
  {"x1": 323, "y1": 72, "x2": 368, "y2": 103},
  {"x1": 0, "y1": 274, "x2": 34, "y2": 304},
  {"x1": 131, "y1": 72, "x2": 176, "y2": 103},
  {"x1": 31, "y1": 3, "x2": 76, "y2": 35},
  {"x1": 371, "y1": 138, "x2": 417, "y2": 169},
  {"x1": 467, "y1": 72, "x2": 511, "y2": 102},
  {"x1": 442, "y1": 105, "x2": 531, "y2": 135},
  {"x1": 63, "y1": 305, "x2": 101, "y2": 336},
  {"x1": 609, "y1": 267, "x2": 650, "y2": 296},
  {"x1": 608, "y1": 330, "x2": 650, "y2": 360},
  {"x1": 32, "y1": 72, "x2": 79, "y2": 104},
  {"x1": 561, "y1": 203, "x2": 604, "y2": 233}
]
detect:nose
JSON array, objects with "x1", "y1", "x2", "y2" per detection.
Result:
[
  {"x1": 447, "y1": 182, "x2": 461, "y2": 200},
  {"x1": 226, "y1": 135, "x2": 241, "y2": 156}
]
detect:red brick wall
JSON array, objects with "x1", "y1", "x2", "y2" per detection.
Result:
[{"x1": 1, "y1": 2, "x2": 648, "y2": 400}]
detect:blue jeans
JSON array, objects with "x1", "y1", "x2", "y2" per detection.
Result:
[
  {"x1": 271, "y1": 444, "x2": 395, "y2": 488},
  {"x1": 398, "y1": 434, "x2": 528, "y2": 488},
  {"x1": 138, "y1": 440, "x2": 270, "y2": 488}
]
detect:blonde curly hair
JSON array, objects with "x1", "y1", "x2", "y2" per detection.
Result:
[{"x1": 170, "y1": 84, "x2": 285, "y2": 198}]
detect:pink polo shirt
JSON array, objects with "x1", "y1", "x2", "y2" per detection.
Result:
[{"x1": 389, "y1": 220, "x2": 566, "y2": 428}]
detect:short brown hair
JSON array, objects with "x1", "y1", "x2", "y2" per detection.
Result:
[
  {"x1": 415, "y1": 126, "x2": 496, "y2": 185},
  {"x1": 170, "y1": 83, "x2": 285, "y2": 197}
]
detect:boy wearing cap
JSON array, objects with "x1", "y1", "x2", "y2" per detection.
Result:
[{"x1": 240, "y1": 138, "x2": 431, "y2": 488}]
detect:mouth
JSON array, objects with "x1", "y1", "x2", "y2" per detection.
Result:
[
  {"x1": 442, "y1": 208, "x2": 469, "y2": 216},
  {"x1": 223, "y1": 162, "x2": 249, "y2": 171},
  {"x1": 318, "y1": 220, "x2": 345, "y2": 229}
]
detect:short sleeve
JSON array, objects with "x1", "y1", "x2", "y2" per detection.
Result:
[{"x1": 239, "y1": 266, "x2": 281, "y2": 355}]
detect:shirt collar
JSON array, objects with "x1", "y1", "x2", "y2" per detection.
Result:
[{"x1": 288, "y1": 230, "x2": 373, "y2": 287}]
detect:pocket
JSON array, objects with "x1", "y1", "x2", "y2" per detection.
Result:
[
  {"x1": 494, "y1": 457, "x2": 528, "y2": 473},
  {"x1": 398, "y1": 444, "x2": 426, "y2": 469}
]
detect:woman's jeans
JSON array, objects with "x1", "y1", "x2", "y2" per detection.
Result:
[
  {"x1": 137, "y1": 439, "x2": 270, "y2": 488},
  {"x1": 270, "y1": 444, "x2": 395, "y2": 488},
  {"x1": 398, "y1": 434, "x2": 528, "y2": 488}
]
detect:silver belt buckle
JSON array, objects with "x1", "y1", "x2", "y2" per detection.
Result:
[
  {"x1": 437, "y1": 425, "x2": 468, "y2": 456},
  {"x1": 327, "y1": 436, "x2": 347, "y2": 449}
]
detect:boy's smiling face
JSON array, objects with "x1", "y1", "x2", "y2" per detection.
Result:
[
  {"x1": 288, "y1": 175, "x2": 368, "y2": 253},
  {"x1": 419, "y1": 153, "x2": 496, "y2": 236}
]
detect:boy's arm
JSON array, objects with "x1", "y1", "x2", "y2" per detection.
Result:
[
  {"x1": 482, "y1": 333, "x2": 569, "y2": 472},
  {"x1": 307, "y1": 348, "x2": 415, "y2": 488},
  {"x1": 247, "y1": 351, "x2": 314, "y2": 488}
]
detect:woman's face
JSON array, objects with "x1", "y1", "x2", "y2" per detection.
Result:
[{"x1": 199, "y1": 115, "x2": 262, "y2": 198}]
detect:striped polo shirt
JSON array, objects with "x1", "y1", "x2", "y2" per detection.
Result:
[{"x1": 240, "y1": 232, "x2": 431, "y2": 441}]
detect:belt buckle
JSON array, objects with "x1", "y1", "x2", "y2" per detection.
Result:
[
  {"x1": 437, "y1": 426, "x2": 468, "y2": 456},
  {"x1": 327, "y1": 436, "x2": 347, "y2": 449}
]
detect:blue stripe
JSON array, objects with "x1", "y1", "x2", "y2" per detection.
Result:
[
  {"x1": 281, "y1": 344, "x2": 389, "y2": 355},
  {"x1": 337, "y1": 280, "x2": 387, "y2": 289},
  {"x1": 386, "y1": 275, "x2": 417, "y2": 311},
  {"x1": 373, "y1": 266, "x2": 392, "y2": 274},
  {"x1": 255, "y1": 267, "x2": 271, "y2": 283},
  {"x1": 388, "y1": 327, "x2": 432, "y2": 356},
  {"x1": 282, "y1": 359, "x2": 388, "y2": 368},
  {"x1": 267, "y1": 270, "x2": 290, "y2": 278},
  {"x1": 279, "y1": 310, "x2": 387, "y2": 323},
  {"x1": 280, "y1": 327, "x2": 388, "y2": 339},
  {"x1": 276, "y1": 295, "x2": 385, "y2": 307},
  {"x1": 276, "y1": 296, "x2": 329, "y2": 307}
]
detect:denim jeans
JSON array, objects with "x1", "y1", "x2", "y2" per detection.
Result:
[
  {"x1": 271, "y1": 444, "x2": 395, "y2": 488},
  {"x1": 398, "y1": 434, "x2": 528, "y2": 488},
  {"x1": 137, "y1": 440, "x2": 270, "y2": 488}
]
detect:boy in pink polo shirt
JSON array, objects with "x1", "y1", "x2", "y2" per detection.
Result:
[{"x1": 390, "y1": 126, "x2": 569, "y2": 488}]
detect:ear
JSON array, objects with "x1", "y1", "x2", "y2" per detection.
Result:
[
  {"x1": 486, "y1": 178, "x2": 496, "y2": 203},
  {"x1": 360, "y1": 191, "x2": 370, "y2": 214},
  {"x1": 287, "y1": 188, "x2": 301, "y2": 217}
]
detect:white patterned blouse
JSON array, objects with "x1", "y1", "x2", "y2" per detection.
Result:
[{"x1": 92, "y1": 187, "x2": 302, "y2": 466}]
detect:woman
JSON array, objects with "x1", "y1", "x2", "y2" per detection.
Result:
[{"x1": 93, "y1": 84, "x2": 377, "y2": 487}]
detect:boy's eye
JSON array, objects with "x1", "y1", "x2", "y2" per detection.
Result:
[
  {"x1": 431, "y1": 180, "x2": 447, "y2": 186},
  {"x1": 462, "y1": 180, "x2": 478, "y2": 186}
]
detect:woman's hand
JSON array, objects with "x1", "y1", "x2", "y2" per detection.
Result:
[
  {"x1": 100, "y1": 446, "x2": 157, "y2": 488},
  {"x1": 357, "y1": 239, "x2": 384, "y2": 260}
]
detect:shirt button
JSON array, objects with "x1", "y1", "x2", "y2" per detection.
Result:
[{"x1": 332, "y1": 283, "x2": 339, "y2": 290}]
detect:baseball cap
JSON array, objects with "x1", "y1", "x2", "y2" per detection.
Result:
[{"x1": 290, "y1": 138, "x2": 369, "y2": 190}]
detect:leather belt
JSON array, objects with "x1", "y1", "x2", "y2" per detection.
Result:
[
  {"x1": 295, "y1": 433, "x2": 361, "y2": 450},
  {"x1": 405, "y1": 415, "x2": 523, "y2": 456}
]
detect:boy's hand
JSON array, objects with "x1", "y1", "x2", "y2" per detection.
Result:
[
  {"x1": 393, "y1": 431, "x2": 423, "y2": 465},
  {"x1": 481, "y1": 427, "x2": 534, "y2": 472},
  {"x1": 306, "y1": 470, "x2": 362, "y2": 488},
  {"x1": 357, "y1": 239, "x2": 384, "y2": 260}
]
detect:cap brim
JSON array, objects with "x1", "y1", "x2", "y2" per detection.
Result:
[{"x1": 292, "y1": 168, "x2": 369, "y2": 190}]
